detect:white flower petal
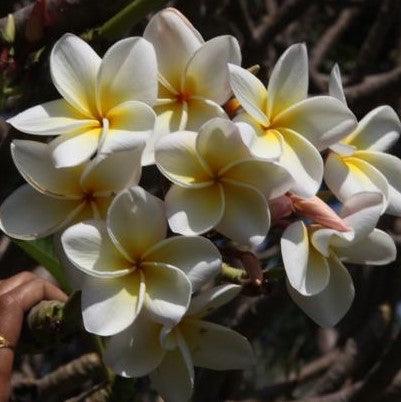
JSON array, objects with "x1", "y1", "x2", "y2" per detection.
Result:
[
  {"x1": 354, "y1": 151, "x2": 401, "y2": 216},
  {"x1": 282, "y1": 221, "x2": 330, "y2": 296},
  {"x1": 104, "y1": 312, "x2": 164, "y2": 378},
  {"x1": 196, "y1": 118, "x2": 252, "y2": 173},
  {"x1": 346, "y1": 106, "x2": 401, "y2": 152},
  {"x1": 143, "y1": 236, "x2": 221, "y2": 291},
  {"x1": 80, "y1": 148, "x2": 142, "y2": 194},
  {"x1": 11, "y1": 140, "x2": 83, "y2": 197},
  {"x1": 107, "y1": 186, "x2": 167, "y2": 260},
  {"x1": 166, "y1": 184, "x2": 224, "y2": 235},
  {"x1": 329, "y1": 142, "x2": 356, "y2": 156},
  {"x1": 186, "y1": 98, "x2": 227, "y2": 131},
  {"x1": 184, "y1": 35, "x2": 241, "y2": 104},
  {"x1": 142, "y1": 102, "x2": 184, "y2": 165},
  {"x1": 228, "y1": 63, "x2": 268, "y2": 126},
  {"x1": 187, "y1": 284, "x2": 241, "y2": 317},
  {"x1": 61, "y1": 220, "x2": 132, "y2": 278},
  {"x1": 279, "y1": 129, "x2": 323, "y2": 198},
  {"x1": 49, "y1": 128, "x2": 100, "y2": 168},
  {"x1": 339, "y1": 192, "x2": 384, "y2": 240},
  {"x1": 274, "y1": 96, "x2": 357, "y2": 150},
  {"x1": 336, "y1": 229, "x2": 396, "y2": 265},
  {"x1": 223, "y1": 159, "x2": 293, "y2": 199},
  {"x1": 311, "y1": 228, "x2": 353, "y2": 257},
  {"x1": 7, "y1": 99, "x2": 98, "y2": 135},
  {"x1": 99, "y1": 100, "x2": 155, "y2": 155},
  {"x1": 267, "y1": 43, "x2": 308, "y2": 118},
  {"x1": 144, "y1": 7, "x2": 204, "y2": 89},
  {"x1": 143, "y1": 262, "x2": 191, "y2": 326},
  {"x1": 0, "y1": 184, "x2": 82, "y2": 240},
  {"x1": 150, "y1": 341, "x2": 194, "y2": 402},
  {"x1": 81, "y1": 271, "x2": 145, "y2": 336},
  {"x1": 50, "y1": 34, "x2": 100, "y2": 117},
  {"x1": 324, "y1": 153, "x2": 389, "y2": 210},
  {"x1": 182, "y1": 319, "x2": 254, "y2": 370},
  {"x1": 217, "y1": 181, "x2": 270, "y2": 246},
  {"x1": 97, "y1": 37, "x2": 157, "y2": 114},
  {"x1": 155, "y1": 130, "x2": 212, "y2": 187},
  {"x1": 287, "y1": 254, "x2": 354, "y2": 327},
  {"x1": 329, "y1": 64, "x2": 347, "y2": 105}
]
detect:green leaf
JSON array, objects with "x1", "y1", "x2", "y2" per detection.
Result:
[
  {"x1": 13, "y1": 237, "x2": 71, "y2": 293},
  {"x1": 97, "y1": 0, "x2": 169, "y2": 41}
]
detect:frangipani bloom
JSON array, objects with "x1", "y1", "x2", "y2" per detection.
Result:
[
  {"x1": 8, "y1": 33, "x2": 157, "y2": 168},
  {"x1": 281, "y1": 192, "x2": 396, "y2": 327},
  {"x1": 0, "y1": 140, "x2": 143, "y2": 240},
  {"x1": 142, "y1": 7, "x2": 241, "y2": 164},
  {"x1": 324, "y1": 65, "x2": 401, "y2": 216},
  {"x1": 61, "y1": 186, "x2": 221, "y2": 336},
  {"x1": 155, "y1": 118, "x2": 294, "y2": 246},
  {"x1": 104, "y1": 284, "x2": 254, "y2": 402},
  {"x1": 228, "y1": 44, "x2": 357, "y2": 197}
]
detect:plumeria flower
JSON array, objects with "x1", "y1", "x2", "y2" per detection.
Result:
[
  {"x1": 324, "y1": 64, "x2": 401, "y2": 216},
  {"x1": 142, "y1": 7, "x2": 241, "y2": 164},
  {"x1": 104, "y1": 284, "x2": 254, "y2": 402},
  {"x1": 7, "y1": 33, "x2": 157, "y2": 168},
  {"x1": 228, "y1": 44, "x2": 357, "y2": 197},
  {"x1": 0, "y1": 140, "x2": 143, "y2": 240},
  {"x1": 281, "y1": 192, "x2": 396, "y2": 327},
  {"x1": 155, "y1": 117, "x2": 294, "y2": 246},
  {"x1": 61, "y1": 186, "x2": 221, "y2": 336}
]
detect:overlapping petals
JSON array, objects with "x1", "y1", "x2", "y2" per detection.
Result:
[
  {"x1": 325, "y1": 65, "x2": 401, "y2": 216},
  {"x1": 61, "y1": 186, "x2": 221, "y2": 335},
  {"x1": 8, "y1": 34, "x2": 157, "y2": 167},
  {"x1": 104, "y1": 284, "x2": 254, "y2": 402},
  {"x1": 155, "y1": 118, "x2": 293, "y2": 246},
  {"x1": 142, "y1": 8, "x2": 241, "y2": 164},
  {"x1": 281, "y1": 192, "x2": 396, "y2": 327},
  {"x1": 0, "y1": 140, "x2": 143, "y2": 240},
  {"x1": 228, "y1": 44, "x2": 357, "y2": 197}
]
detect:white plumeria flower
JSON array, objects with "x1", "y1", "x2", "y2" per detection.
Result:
[
  {"x1": 0, "y1": 140, "x2": 143, "y2": 240},
  {"x1": 281, "y1": 192, "x2": 396, "y2": 327},
  {"x1": 142, "y1": 7, "x2": 241, "y2": 165},
  {"x1": 104, "y1": 284, "x2": 254, "y2": 402},
  {"x1": 7, "y1": 34, "x2": 157, "y2": 168},
  {"x1": 61, "y1": 185, "x2": 221, "y2": 336},
  {"x1": 228, "y1": 44, "x2": 358, "y2": 197},
  {"x1": 324, "y1": 64, "x2": 401, "y2": 216},
  {"x1": 154, "y1": 118, "x2": 294, "y2": 247}
]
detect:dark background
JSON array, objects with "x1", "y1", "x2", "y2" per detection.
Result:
[{"x1": 1, "y1": 1, "x2": 401, "y2": 401}]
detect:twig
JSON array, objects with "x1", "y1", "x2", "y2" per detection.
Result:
[
  {"x1": 352, "y1": 0, "x2": 399, "y2": 78},
  {"x1": 13, "y1": 353, "x2": 107, "y2": 402},
  {"x1": 310, "y1": 6, "x2": 360, "y2": 91},
  {"x1": 308, "y1": 304, "x2": 392, "y2": 396}
]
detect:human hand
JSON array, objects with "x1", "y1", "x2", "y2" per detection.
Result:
[{"x1": 0, "y1": 272, "x2": 67, "y2": 402}]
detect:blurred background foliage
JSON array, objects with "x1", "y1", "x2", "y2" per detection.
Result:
[{"x1": 1, "y1": 0, "x2": 401, "y2": 401}]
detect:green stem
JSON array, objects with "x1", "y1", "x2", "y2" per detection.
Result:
[
  {"x1": 96, "y1": 0, "x2": 169, "y2": 41},
  {"x1": 220, "y1": 263, "x2": 247, "y2": 283}
]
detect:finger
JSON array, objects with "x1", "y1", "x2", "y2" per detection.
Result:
[
  {"x1": 8, "y1": 278, "x2": 68, "y2": 311},
  {"x1": 0, "y1": 271, "x2": 37, "y2": 296},
  {"x1": 0, "y1": 279, "x2": 67, "y2": 401}
]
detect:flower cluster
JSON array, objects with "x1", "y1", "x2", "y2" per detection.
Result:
[{"x1": 0, "y1": 7, "x2": 400, "y2": 402}]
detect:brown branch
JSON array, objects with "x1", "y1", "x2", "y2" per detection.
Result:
[
  {"x1": 352, "y1": 0, "x2": 400, "y2": 78},
  {"x1": 13, "y1": 353, "x2": 107, "y2": 401},
  {"x1": 252, "y1": 350, "x2": 340, "y2": 401},
  {"x1": 308, "y1": 304, "x2": 392, "y2": 396},
  {"x1": 349, "y1": 329, "x2": 401, "y2": 402},
  {"x1": 254, "y1": 0, "x2": 313, "y2": 43},
  {"x1": 310, "y1": 7, "x2": 360, "y2": 91},
  {"x1": 345, "y1": 66, "x2": 401, "y2": 107}
]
